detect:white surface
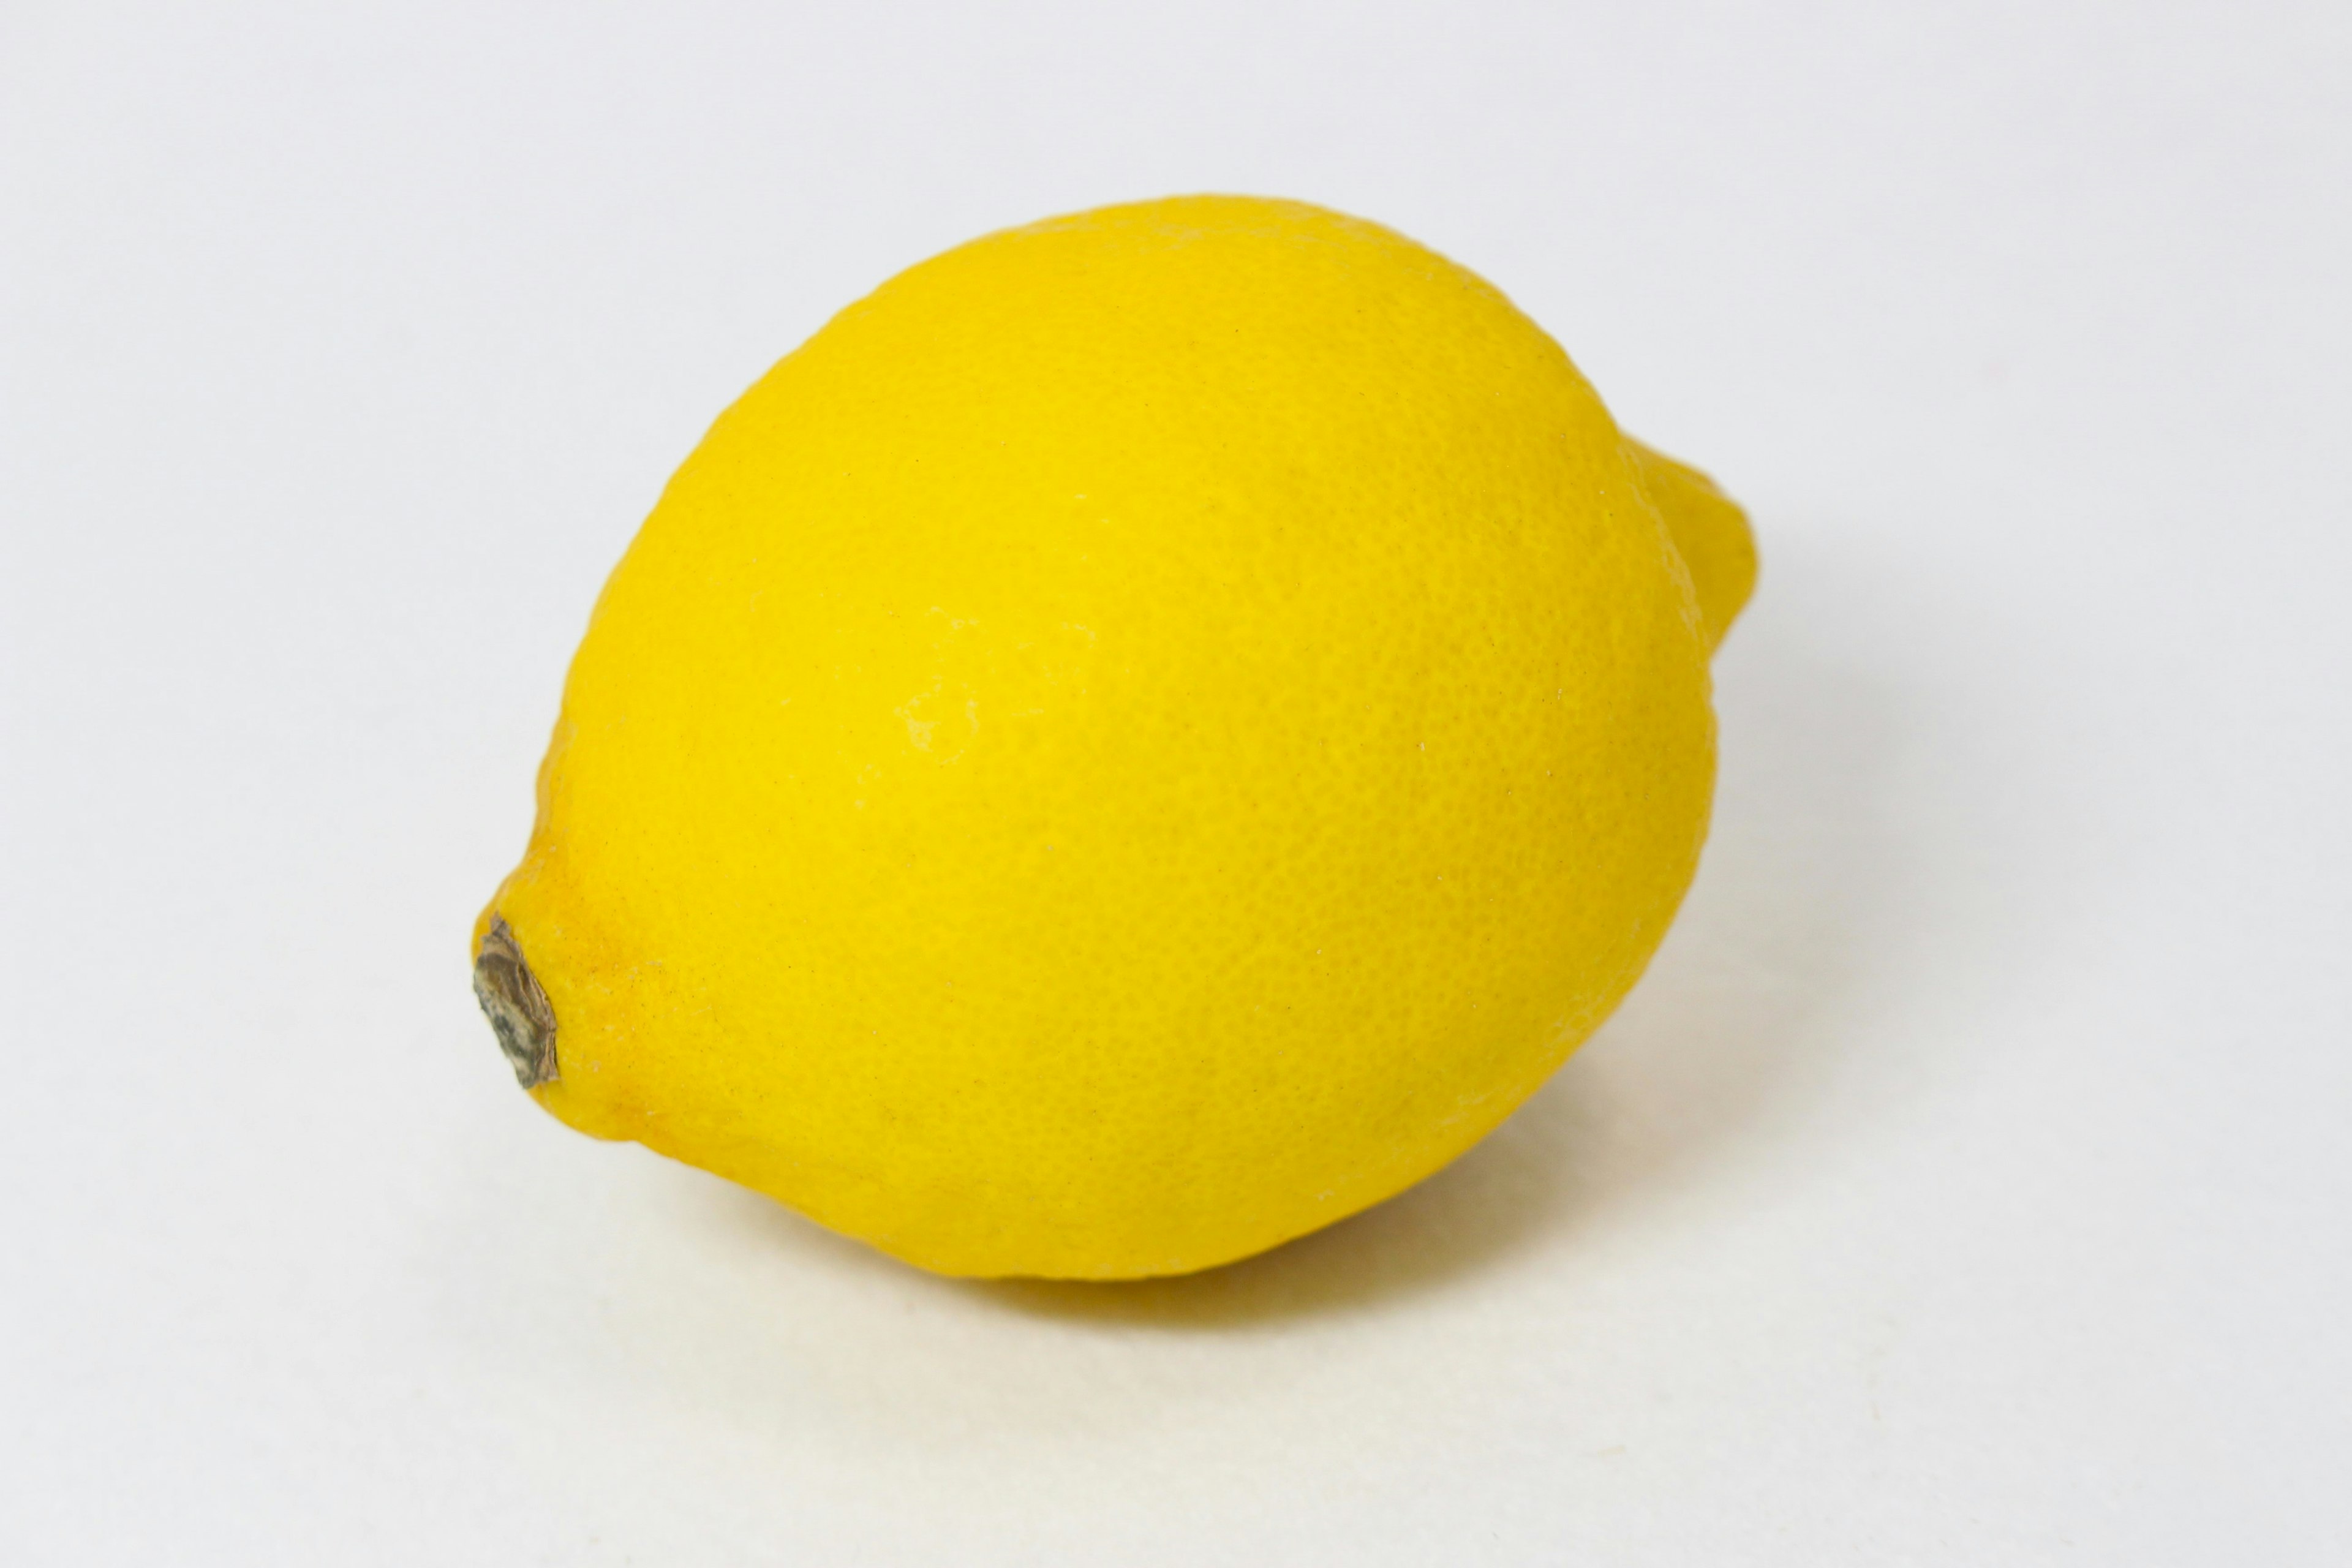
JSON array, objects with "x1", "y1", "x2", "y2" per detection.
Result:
[{"x1": 5, "y1": 3, "x2": 2349, "y2": 1562}]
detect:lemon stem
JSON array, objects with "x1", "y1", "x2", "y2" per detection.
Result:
[{"x1": 474, "y1": 916, "x2": 559, "y2": 1088}]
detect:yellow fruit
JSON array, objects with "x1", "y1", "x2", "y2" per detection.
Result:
[{"x1": 472, "y1": 195, "x2": 1755, "y2": 1280}]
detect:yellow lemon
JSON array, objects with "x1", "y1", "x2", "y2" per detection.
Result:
[{"x1": 472, "y1": 195, "x2": 1755, "y2": 1280}]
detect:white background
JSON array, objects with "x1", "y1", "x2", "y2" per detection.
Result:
[{"x1": 5, "y1": 4, "x2": 2348, "y2": 1562}]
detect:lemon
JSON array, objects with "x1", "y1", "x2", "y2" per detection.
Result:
[{"x1": 472, "y1": 195, "x2": 1755, "y2": 1280}]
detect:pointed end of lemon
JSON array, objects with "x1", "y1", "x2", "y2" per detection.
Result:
[{"x1": 1625, "y1": 436, "x2": 1757, "y2": 655}]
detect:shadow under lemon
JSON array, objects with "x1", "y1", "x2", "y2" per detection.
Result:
[{"x1": 704, "y1": 537, "x2": 1913, "y2": 1329}]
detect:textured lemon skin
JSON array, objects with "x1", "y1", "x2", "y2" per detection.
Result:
[{"x1": 478, "y1": 195, "x2": 1754, "y2": 1280}]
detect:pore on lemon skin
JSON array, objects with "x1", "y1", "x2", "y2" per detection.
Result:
[{"x1": 473, "y1": 194, "x2": 1755, "y2": 1281}]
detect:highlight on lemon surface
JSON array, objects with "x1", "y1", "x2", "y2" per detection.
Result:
[{"x1": 472, "y1": 195, "x2": 1756, "y2": 1280}]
